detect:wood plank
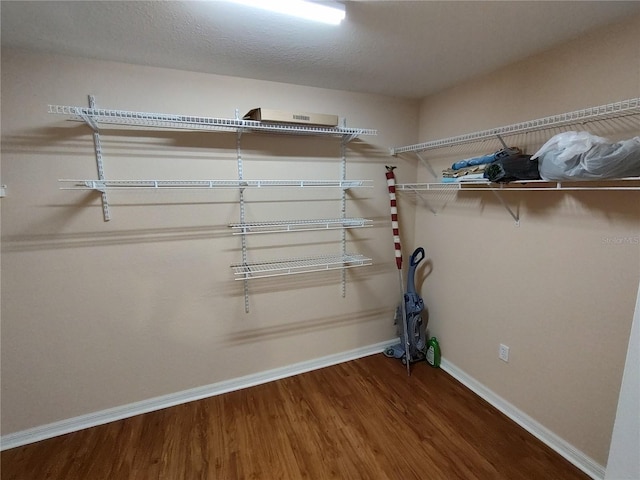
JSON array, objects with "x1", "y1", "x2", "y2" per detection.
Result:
[{"x1": 1, "y1": 354, "x2": 590, "y2": 479}]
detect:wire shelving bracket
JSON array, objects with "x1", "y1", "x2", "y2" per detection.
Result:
[{"x1": 85, "y1": 95, "x2": 111, "y2": 221}]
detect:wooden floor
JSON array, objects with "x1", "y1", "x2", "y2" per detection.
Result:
[{"x1": 2, "y1": 354, "x2": 590, "y2": 480}]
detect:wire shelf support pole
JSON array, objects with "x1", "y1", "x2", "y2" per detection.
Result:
[
  {"x1": 340, "y1": 136, "x2": 348, "y2": 297},
  {"x1": 87, "y1": 95, "x2": 111, "y2": 221},
  {"x1": 236, "y1": 126, "x2": 250, "y2": 313}
]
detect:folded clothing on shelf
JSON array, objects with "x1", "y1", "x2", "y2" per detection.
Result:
[
  {"x1": 451, "y1": 147, "x2": 521, "y2": 171},
  {"x1": 441, "y1": 173, "x2": 486, "y2": 183},
  {"x1": 442, "y1": 164, "x2": 486, "y2": 179}
]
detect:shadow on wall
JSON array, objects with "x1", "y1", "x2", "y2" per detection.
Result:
[
  {"x1": 405, "y1": 188, "x2": 639, "y2": 227},
  {"x1": 0, "y1": 125, "x2": 319, "y2": 159},
  {"x1": 2, "y1": 125, "x2": 92, "y2": 152},
  {"x1": 1, "y1": 223, "x2": 233, "y2": 252},
  {"x1": 526, "y1": 190, "x2": 639, "y2": 223},
  {"x1": 348, "y1": 138, "x2": 389, "y2": 159},
  {"x1": 224, "y1": 305, "x2": 392, "y2": 346}
]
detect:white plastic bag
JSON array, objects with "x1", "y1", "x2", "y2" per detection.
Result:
[{"x1": 531, "y1": 131, "x2": 640, "y2": 180}]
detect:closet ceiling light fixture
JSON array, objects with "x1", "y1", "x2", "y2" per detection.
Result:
[{"x1": 223, "y1": 0, "x2": 346, "y2": 25}]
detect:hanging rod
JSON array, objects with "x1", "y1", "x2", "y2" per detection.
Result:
[
  {"x1": 48, "y1": 105, "x2": 377, "y2": 138},
  {"x1": 229, "y1": 218, "x2": 373, "y2": 234},
  {"x1": 231, "y1": 253, "x2": 372, "y2": 280},
  {"x1": 59, "y1": 179, "x2": 373, "y2": 190},
  {"x1": 390, "y1": 97, "x2": 640, "y2": 155}
]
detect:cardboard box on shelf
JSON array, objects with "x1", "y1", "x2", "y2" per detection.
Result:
[{"x1": 243, "y1": 108, "x2": 339, "y2": 127}]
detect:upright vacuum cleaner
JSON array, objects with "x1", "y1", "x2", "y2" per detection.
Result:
[
  {"x1": 384, "y1": 247, "x2": 427, "y2": 366},
  {"x1": 383, "y1": 166, "x2": 427, "y2": 372}
]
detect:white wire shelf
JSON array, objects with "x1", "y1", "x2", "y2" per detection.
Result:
[
  {"x1": 48, "y1": 104, "x2": 377, "y2": 138},
  {"x1": 390, "y1": 97, "x2": 640, "y2": 155},
  {"x1": 229, "y1": 218, "x2": 373, "y2": 235},
  {"x1": 231, "y1": 253, "x2": 372, "y2": 280},
  {"x1": 59, "y1": 179, "x2": 373, "y2": 190},
  {"x1": 398, "y1": 177, "x2": 640, "y2": 192}
]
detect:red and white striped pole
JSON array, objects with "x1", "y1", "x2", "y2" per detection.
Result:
[
  {"x1": 386, "y1": 166, "x2": 402, "y2": 270},
  {"x1": 386, "y1": 166, "x2": 411, "y2": 375}
]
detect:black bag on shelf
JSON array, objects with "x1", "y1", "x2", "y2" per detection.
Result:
[{"x1": 484, "y1": 154, "x2": 541, "y2": 183}]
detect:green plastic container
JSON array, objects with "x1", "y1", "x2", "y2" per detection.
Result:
[{"x1": 426, "y1": 336, "x2": 441, "y2": 368}]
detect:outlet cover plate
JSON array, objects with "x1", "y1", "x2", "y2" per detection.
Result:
[{"x1": 499, "y1": 344, "x2": 510, "y2": 362}]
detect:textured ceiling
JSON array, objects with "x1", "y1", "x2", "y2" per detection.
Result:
[{"x1": 2, "y1": 0, "x2": 640, "y2": 99}]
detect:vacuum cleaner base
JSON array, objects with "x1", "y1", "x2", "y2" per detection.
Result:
[{"x1": 383, "y1": 342, "x2": 425, "y2": 365}]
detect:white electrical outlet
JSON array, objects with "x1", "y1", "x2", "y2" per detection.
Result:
[{"x1": 499, "y1": 344, "x2": 510, "y2": 362}]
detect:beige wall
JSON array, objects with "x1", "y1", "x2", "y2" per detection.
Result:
[
  {"x1": 0, "y1": 48, "x2": 418, "y2": 434},
  {"x1": 414, "y1": 15, "x2": 639, "y2": 465},
  {"x1": 2, "y1": 13, "x2": 638, "y2": 469}
]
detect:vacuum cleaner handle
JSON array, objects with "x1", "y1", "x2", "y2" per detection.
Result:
[
  {"x1": 410, "y1": 247, "x2": 425, "y2": 267},
  {"x1": 406, "y1": 247, "x2": 425, "y2": 296}
]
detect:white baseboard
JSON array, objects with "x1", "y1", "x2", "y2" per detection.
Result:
[
  {"x1": 440, "y1": 358, "x2": 606, "y2": 480},
  {"x1": 0, "y1": 338, "x2": 398, "y2": 451}
]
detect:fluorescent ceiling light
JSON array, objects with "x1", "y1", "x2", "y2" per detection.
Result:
[{"x1": 225, "y1": 0, "x2": 346, "y2": 25}]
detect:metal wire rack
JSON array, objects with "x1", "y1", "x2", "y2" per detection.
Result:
[
  {"x1": 231, "y1": 253, "x2": 372, "y2": 280},
  {"x1": 51, "y1": 95, "x2": 376, "y2": 311},
  {"x1": 59, "y1": 179, "x2": 373, "y2": 190},
  {"x1": 229, "y1": 218, "x2": 373, "y2": 235},
  {"x1": 398, "y1": 178, "x2": 640, "y2": 192},
  {"x1": 399, "y1": 178, "x2": 640, "y2": 226},
  {"x1": 390, "y1": 97, "x2": 640, "y2": 155},
  {"x1": 391, "y1": 98, "x2": 640, "y2": 225},
  {"x1": 48, "y1": 104, "x2": 378, "y2": 138}
]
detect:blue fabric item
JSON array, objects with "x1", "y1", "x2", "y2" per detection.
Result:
[
  {"x1": 452, "y1": 153, "x2": 496, "y2": 170},
  {"x1": 441, "y1": 173, "x2": 485, "y2": 183}
]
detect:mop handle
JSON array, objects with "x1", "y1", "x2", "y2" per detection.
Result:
[
  {"x1": 385, "y1": 166, "x2": 402, "y2": 270},
  {"x1": 387, "y1": 166, "x2": 411, "y2": 376}
]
